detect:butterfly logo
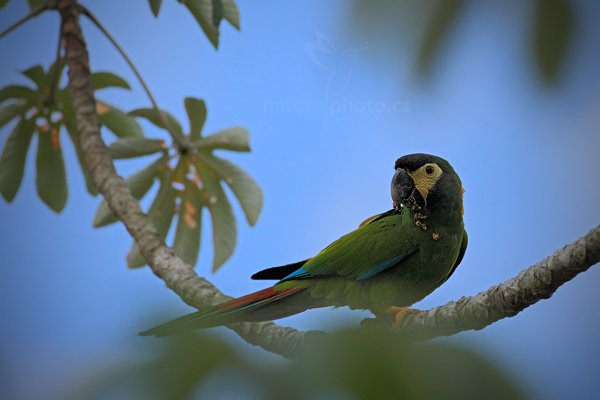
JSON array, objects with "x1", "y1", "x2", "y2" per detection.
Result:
[{"x1": 305, "y1": 32, "x2": 372, "y2": 101}]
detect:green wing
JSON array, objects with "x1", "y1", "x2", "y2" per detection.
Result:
[
  {"x1": 255, "y1": 210, "x2": 402, "y2": 281},
  {"x1": 280, "y1": 210, "x2": 419, "y2": 282},
  {"x1": 358, "y1": 209, "x2": 397, "y2": 227},
  {"x1": 441, "y1": 229, "x2": 468, "y2": 284}
]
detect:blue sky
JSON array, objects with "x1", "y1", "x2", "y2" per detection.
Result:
[{"x1": 1, "y1": 1, "x2": 600, "y2": 398}]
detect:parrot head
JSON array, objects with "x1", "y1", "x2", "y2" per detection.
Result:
[{"x1": 391, "y1": 153, "x2": 463, "y2": 216}]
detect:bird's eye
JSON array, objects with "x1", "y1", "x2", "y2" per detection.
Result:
[{"x1": 425, "y1": 165, "x2": 435, "y2": 175}]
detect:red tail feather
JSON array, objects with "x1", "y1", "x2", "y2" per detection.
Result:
[
  {"x1": 139, "y1": 286, "x2": 306, "y2": 336},
  {"x1": 216, "y1": 286, "x2": 305, "y2": 313}
]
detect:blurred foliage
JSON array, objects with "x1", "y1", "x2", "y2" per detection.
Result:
[
  {"x1": 533, "y1": 0, "x2": 573, "y2": 82},
  {"x1": 26, "y1": 0, "x2": 46, "y2": 12},
  {"x1": 416, "y1": 0, "x2": 465, "y2": 75},
  {"x1": 69, "y1": 330, "x2": 526, "y2": 400},
  {"x1": 352, "y1": 0, "x2": 575, "y2": 84}
]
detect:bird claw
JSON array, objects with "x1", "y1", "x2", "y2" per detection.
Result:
[
  {"x1": 363, "y1": 306, "x2": 420, "y2": 330},
  {"x1": 384, "y1": 306, "x2": 420, "y2": 329}
]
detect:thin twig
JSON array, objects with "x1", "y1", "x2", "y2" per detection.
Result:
[
  {"x1": 79, "y1": 5, "x2": 186, "y2": 149},
  {"x1": 46, "y1": 25, "x2": 63, "y2": 108},
  {"x1": 0, "y1": 4, "x2": 48, "y2": 40}
]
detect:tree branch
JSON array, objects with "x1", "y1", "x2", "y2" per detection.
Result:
[
  {"x1": 56, "y1": 0, "x2": 315, "y2": 359},
  {"x1": 401, "y1": 224, "x2": 600, "y2": 339},
  {"x1": 55, "y1": 0, "x2": 600, "y2": 359}
]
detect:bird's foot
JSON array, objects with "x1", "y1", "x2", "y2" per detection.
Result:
[
  {"x1": 362, "y1": 306, "x2": 420, "y2": 330},
  {"x1": 384, "y1": 306, "x2": 420, "y2": 329}
]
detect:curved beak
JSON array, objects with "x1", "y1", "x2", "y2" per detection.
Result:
[{"x1": 391, "y1": 168, "x2": 415, "y2": 209}]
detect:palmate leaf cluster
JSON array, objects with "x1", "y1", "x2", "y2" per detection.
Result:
[
  {"x1": 0, "y1": 59, "x2": 129, "y2": 209},
  {"x1": 148, "y1": 0, "x2": 240, "y2": 48},
  {"x1": 96, "y1": 100, "x2": 263, "y2": 272},
  {"x1": 1, "y1": 0, "x2": 257, "y2": 273},
  {"x1": 0, "y1": 60, "x2": 262, "y2": 273},
  {"x1": 13, "y1": 0, "x2": 240, "y2": 47},
  {"x1": 18, "y1": 0, "x2": 242, "y2": 48}
]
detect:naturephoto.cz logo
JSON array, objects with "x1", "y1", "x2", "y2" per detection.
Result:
[{"x1": 264, "y1": 32, "x2": 411, "y2": 115}]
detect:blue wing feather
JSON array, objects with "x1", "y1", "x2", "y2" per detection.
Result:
[
  {"x1": 280, "y1": 252, "x2": 412, "y2": 282},
  {"x1": 355, "y1": 254, "x2": 407, "y2": 280},
  {"x1": 280, "y1": 267, "x2": 310, "y2": 282}
]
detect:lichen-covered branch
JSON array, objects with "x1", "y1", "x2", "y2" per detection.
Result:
[
  {"x1": 56, "y1": 0, "x2": 315, "y2": 359},
  {"x1": 402, "y1": 224, "x2": 600, "y2": 339},
  {"x1": 55, "y1": 0, "x2": 600, "y2": 359}
]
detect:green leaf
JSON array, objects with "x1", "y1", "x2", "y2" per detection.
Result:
[
  {"x1": 108, "y1": 137, "x2": 167, "y2": 159},
  {"x1": 0, "y1": 118, "x2": 34, "y2": 202},
  {"x1": 0, "y1": 0, "x2": 10, "y2": 10},
  {"x1": 201, "y1": 154, "x2": 262, "y2": 225},
  {"x1": 148, "y1": 0, "x2": 163, "y2": 17},
  {"x1": 197, "y1": 126, "x2": 250, "y2": 152},
  {"x1": 0, "y1": 85, "x2": 35, "y2": 104},
  {"x1": 184, "y1": 0, "x2": 223, "y2": 49},
  {"x1": 127, "y1": 177, "x2": 176, "y2": 268},
  {"x1": 27, "y1": 0, "x2": 47, "y2": 11},
  {"x1": 416, "y1": 0, "x2": 465, "y2": 75},
  {"x1": 172, "y1": 155, "x2": 190, "y2": 184},
  {"x1": 173, "y1": 181, "x2": 203, "y2": 266},
  {"x1": 92, "y1": 72, "x2": 131, "y2": 91},
  {"x1": 21, "y1": 65, "x2": 46, "y2": 89},
  {"x1": 221, "y1": 0, "x2": 240, "y2": 30},
  {"x1": 196, "y1": 161, "x2": 236, "y2": 272},
  {"x1": 533, "y1": 0, "x2": 573, "y2": 83},
  {"x1": 46, "y1": 58, "x2": 65, "y2": 88},
  {"x1": 0, "y1": 102, "x2": 30, "y2": 130},
  {"x1": 97, "y1": 101, "x2": 144, "y2": 138},
  {"x1": 129, "y1": 107, "x2": 185, "y2": 142},
  {"x1": 184, "y1": 97, "x2": 207, "y2": 140},
  {"x1": 127, "y1": 246, "x2": 146, "y2": 270},
  {"x1": 36, "y1": 126, "x2": 68, "y2": 212},
  {"x1": 93, "y1": 157, "x2": 165, "y2": 227},
  {"x1": 66, "y1": 123, "x2": 98, "y2": 196},
  {"x1": 57, "y1": 89, "x2": 77, "y2": 131}
]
